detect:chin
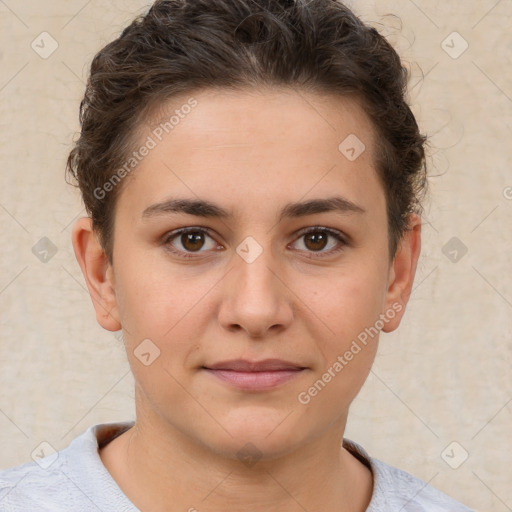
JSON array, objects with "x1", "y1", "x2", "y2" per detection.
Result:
[{"x1": 201, "y1": 407, "x2": 305, "y2": 462}]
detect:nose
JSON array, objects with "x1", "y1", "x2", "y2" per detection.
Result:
[{"x1": 218, "y1": 243, "x2": 294, "y2": 338}]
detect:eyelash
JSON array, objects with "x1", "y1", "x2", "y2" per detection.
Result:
[{"x1": 162, "y1": 226, "x2": 347, "y2": 260}]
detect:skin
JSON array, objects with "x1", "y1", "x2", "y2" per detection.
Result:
[{"x1": 72, "y1": 87, "x2": 421, "y2": 512}]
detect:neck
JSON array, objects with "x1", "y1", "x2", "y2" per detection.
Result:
[{"x1": 100, "y1": 402, "x2": 373, "y2": 512}]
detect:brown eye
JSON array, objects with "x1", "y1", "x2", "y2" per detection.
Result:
[
  {"x1": 291, "y1": 227, "x2": 346, "y2": 257},
  {"x1": 303, "y1": 232, "x2": 329, "y2": 251},
  {"x1": 165, "y1": 228, "x2": 219, "y2": 257},
  {"x1": 181, "y1": 232, "x2": 206, "y2": 252}
]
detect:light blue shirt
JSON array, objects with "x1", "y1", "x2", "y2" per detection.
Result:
[{"x1": 0, "y1": 422, "x2": 474, "y2": 511}]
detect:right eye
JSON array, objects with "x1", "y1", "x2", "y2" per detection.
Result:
[{"x1": 163, "y1": 227, "x2": 223, "y2": 258}]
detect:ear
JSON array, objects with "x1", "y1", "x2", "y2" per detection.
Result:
[
  {"x1": 71, "y1": 217, "x2": 121, "y2": 331},
  {"x1": 381, "y1": 213, "x2": 421, "y2": 333}
]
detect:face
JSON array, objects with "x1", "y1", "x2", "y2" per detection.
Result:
[{"x1": 79, "y1": 87, "x2": 417, "y2": 460}]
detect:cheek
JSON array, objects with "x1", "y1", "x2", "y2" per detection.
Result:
[
  {"x1": 304, "y1": 262, "x2": 388, "y2": 384},
  {"x1": 313, "y1": 264, "x2": 388, "y2": 335},
  {"x1": 113, "y1": 254, "x2": 223, "y2": 361},
  {"x1": 296, "y1": 274, "x2": 385, "y2": 410}
]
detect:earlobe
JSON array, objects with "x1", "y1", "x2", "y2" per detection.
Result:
[
  {"x1": 71, "y1": 217, "x2": 121, "y2": 332},
  {"x1": 381, "y1": 214, "x2": 422, "y2": 333}
]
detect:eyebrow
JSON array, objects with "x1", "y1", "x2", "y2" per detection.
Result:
[{"x1": 141, "y1": 195, "x2": 366, "y2": 221}]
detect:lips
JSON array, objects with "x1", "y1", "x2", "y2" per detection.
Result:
[
  {"x1": 202, "y1": 359, "x2": 307, "y2": 391},
  {"x1": 204, "y1": 358, "x2": 305, "y2": 372}
]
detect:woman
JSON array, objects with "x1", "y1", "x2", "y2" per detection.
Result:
[{"x1": 0, "y1": 0, "x2": 474, "y2": 510}]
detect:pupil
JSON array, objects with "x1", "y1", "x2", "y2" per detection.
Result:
[
  {"x1": 182, "y1": 232, "x2": 204, "y2": 251},
  {"x1": 305, "y1": 232, "x2": 327, "y2": 251}
]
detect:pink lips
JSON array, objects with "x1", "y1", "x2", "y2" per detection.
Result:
[{"x1": 203, "y1": 359, "x2": 306, "y2": 391}]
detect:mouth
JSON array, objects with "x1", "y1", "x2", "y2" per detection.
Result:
[{"x1": 202, "y1": 359, "x2": 307, "y2": 391}]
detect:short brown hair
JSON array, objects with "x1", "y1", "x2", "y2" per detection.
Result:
[{"x1": 66, "y1": 0, "x2": 428, "y2": 262}]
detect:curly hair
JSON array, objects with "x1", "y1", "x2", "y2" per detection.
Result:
[{"x1": 66, "y1": 0, "x2": 428, "y2": 262}]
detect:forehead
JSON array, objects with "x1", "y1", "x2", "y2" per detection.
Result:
[
  {"x1": 142, "y1": 86, "x2": 377, "y2": 158},
  {"x1": 120, "y1": 86, "x2": 383, "y2": 221}
]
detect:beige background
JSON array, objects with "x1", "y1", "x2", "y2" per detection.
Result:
[{"x1": 0, "y1": 1, "x2": 511, "y2": 510}]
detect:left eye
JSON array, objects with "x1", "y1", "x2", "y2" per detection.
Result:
[{"x1": 290, "y1": 228, "x2": 346, "y2": 255}]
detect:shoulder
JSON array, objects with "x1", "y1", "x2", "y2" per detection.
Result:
[
  {"x1": 343, "y1": 439, "x2": 475, "y2": 512},
  {"x1": 0, "y1": 455, "x2": 76, "y2": 511},
  {"x1": 0, "y1": 422, "x2": 136, "y2": 512},
  {"x1": 369, "y1": 457, "x2": 475, "y2": 511}
]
